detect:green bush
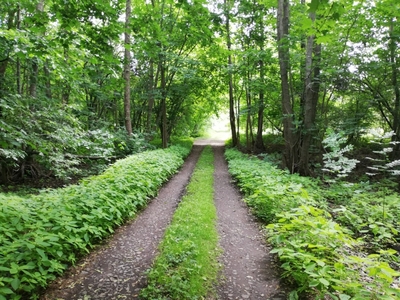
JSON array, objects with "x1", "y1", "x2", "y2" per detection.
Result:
[
  {"x1": 225, "y1": 148, "x2": 324, "y2": 223},
  {"x1": 0, "y1": 144, "x2": 192, "y2": 299},
  {"x1": 333, "y1": 192, "x2": 400, "y2": 249},
  {"x1": 224, "y1": 148, "x2": 400, "y2": 299}
]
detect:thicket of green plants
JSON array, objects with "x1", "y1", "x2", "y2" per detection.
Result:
[
  {"x1": 225, "y1": 148, "x2": 400, "y2": 300},
  {"x1": 0, "y1": 142, "x2": 192, "y2": 300},
  {"x1": 0, "y1": 95, "x2": 163, "y2": 186}
]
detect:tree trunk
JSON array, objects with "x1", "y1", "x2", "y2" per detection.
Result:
[
  {"x1": 29, "y1": 58, "x2": 38, "y2": 98},
  {"x1": 28, "y1": 1, "x2": 46, "y2": 99},
  {"x1": 298, "y1": 11, "x2": 321, "y2": 176},
  {"x1": 43, "y1": 61, "x2": 52, "y2": 99},
  {"x1": 245, "y1": 89, "x2": 254, "y2": 152},
  {"x1": 255, "y1": 59, "x2": 265, "y2": 151},
  {"x1": 16, "y1": 5, "x2": 21, "y2": 95},
  {"x1": 124, "y1": 0, "x2": 133, "y2": 136},
  {"x1": 62, "y1": 48, "x2": 70, "y2": 105},
  {"x1": 147, "y1": 59, "x2": 155, "y2": 134},
  {"x1": 298, "y1": 32, "x2": 315, "y2": 175},
  {"x1": 225, "y1": 0, "x2": 237, "y2": 147},
  {"x1": 159, "y1": 52, "x2": 168, "y2": 148},
  {"x1": 277, "y1": 0, "x2": 297, "y2": 172},
  {"x1": 389, "y1": 19, "x2": 400, "y2": 158},
  {"x1": 0, "y1": 9, "x2": 17, "y2": 98},
  {"x1": 255, "y1": 16, "x2": 265, "y2": 152}
]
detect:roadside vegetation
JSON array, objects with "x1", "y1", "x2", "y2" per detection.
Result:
[
  {"x1": 225, "y1": 146, "x2": 400, "y2": 299},
  {"x1": 0, "y1": 141, "x2": 192, "y2": 300},
  {"x1": 2, "y1": 0, "x2": 400, "y2": 299},
  {"x1": 141, "y1": 146, "x2": 220, "y2": 299}
]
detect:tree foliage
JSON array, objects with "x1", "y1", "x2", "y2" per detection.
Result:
[{"x1": 1, "y1": 0, "x2": 399, "y2": 177}]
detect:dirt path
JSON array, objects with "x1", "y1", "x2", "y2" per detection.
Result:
[
  {"x1": 42, "y1": 145, "x2": 203, "y2": 300},
  {"x1": 213, "y1": 145, "x2": 287, "y2": 300},
  {"x1": 42, "y1": 140, "x2": 288, "y2": 299}
]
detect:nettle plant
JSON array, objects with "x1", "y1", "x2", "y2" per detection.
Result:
[{"x1": 322, "y1": 130, "x2": 359, "y2": 181}]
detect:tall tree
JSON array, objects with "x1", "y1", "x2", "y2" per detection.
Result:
[
  {"x1": 277, "y1": 0, "x2": 296, "y2": 172},
  {"x1": 297, "y1": 11, "x2": 321, "y2": 176},
  {"x1": 225, "y1": 0, "x2": 238, "y2": 147},
  {"x1": 124, "y1": 0, "x2": 133, "y2": 135}
]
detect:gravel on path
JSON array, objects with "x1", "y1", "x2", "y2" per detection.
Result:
[
  {"x1": 41, "y1": 145, "x2": 203, "y2": 300},
  {"x1": 213, "y1": 145, "x2": 288, "y2": 300}
]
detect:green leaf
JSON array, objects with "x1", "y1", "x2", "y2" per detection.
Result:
[
  {"x1": 301, "y1": 18, "x2": 313, "y2": 30},
  {"x1": 309, "y1": 279, "x2": 320, "y2": 287},
  {"x1": 308, "y1": 0, "x2": 319, "y2": 12},
  {"x1": 338, "y1": 294, "x2": 351, "y2": 300},
  {"x1": 36, "y1": 248, "x2": 47, "y2": 260},
  {"x1": 10, "y1": 263, "x2": 19, "y2": 274},
  {"x1": 11, "y1": 278, "x2": 20, "y2": 290},
  {"x1": 316, "y1": 35, "x2": 332, "y2": 44},
  {"x1": 319, "y1": 278, "x2": 330, "y2": 286},
  {"x1": 0, "y1": 287, "x2": 14, "y2": 294}
]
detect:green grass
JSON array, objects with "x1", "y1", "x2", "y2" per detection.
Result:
[{"x1": 141, "y1": 146, "x2": 220, "y2": 300}]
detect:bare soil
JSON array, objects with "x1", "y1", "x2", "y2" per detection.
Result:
[{"x1": 41, "y1": 139, "x2": 288, "y2": 300}]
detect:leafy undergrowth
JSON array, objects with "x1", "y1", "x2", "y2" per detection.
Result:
[
  {"x1": 141, "y1": 146, "x2": 220, "y2": 300},
  {"x1": 0, "y1": 143, "x2": 192, "y2": 300},
  {"x1": 225, "y1": 148, "x2": 400, "y2": 300}
]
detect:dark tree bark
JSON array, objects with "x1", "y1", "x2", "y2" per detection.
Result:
[
  {"x1": 29, "y1": 58, "x2": 38, "y2": 98},
  {"x1": 225, "y1": 0, "x2": 238, "y2": 147},
  {"x1": 0, "y1": 9, "x2": 17, "y2": 98},
  {"x1": 277, "y1": 0, "x2": 297, "y2": 172},
  {"x1": 298, "y1": 26, "x2": 321, "y2": 176},
  {"x1": 389, "y1": 19, "x2": 400, "y2": 158},
  {"x1": 62, "y1": 48, "x2": 70, "y2": 105},
  {"x1": 124, "y1": 0, "x2": 133, "y2": 135},
  {"x1": 160, "y1": 56, "x2": 168, "y2": 148},
  {"x1": 16, "y1": 5, "x2": 21, "y2": 95},
  {"x1": 255, "y1": 15, "x2": 265, "y2": 152},
  {"x1": 255, "y1": 59, "x2": 265, "y2": 151},
  {"x1": 297, "y1": 11, "x2": 321, "y2": 175},
  {"x1": 43, "y1": 61, "x2": 52, "y2": 99},
  {"x1": 147, "y1": 59, "x2": 155, "y2": 134},
  {"x1": 244, "y1": 53, "x2": 254, "y2": 152}
]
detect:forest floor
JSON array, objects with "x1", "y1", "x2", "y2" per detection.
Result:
[{"x1": 41, "y1": 135, "x2": 289, "y2": 300}]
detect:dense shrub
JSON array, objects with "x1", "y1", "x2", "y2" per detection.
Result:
[
  {"x1": 225, "y1": 148, "x2": 324, "y2": 223},
  {"x1": 0, "y1": 95, "x2": 158, "y2": 183},
  {"x1": 225, "y1": 148, "x2": 400, "y2": 299},
  {"x1": 0, "y1": 144, "x2": 191, "y2": 299}
]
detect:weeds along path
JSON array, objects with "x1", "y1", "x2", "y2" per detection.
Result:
[
  {"x1": 213, "y1": 145, "x2": 288, "y2": 300},
  {"x1": 41, "y1": 145, "x2": 204, "y2": 300},
  {"x1": 42, "y1": 140, "x2": 288, "y2": 300}
]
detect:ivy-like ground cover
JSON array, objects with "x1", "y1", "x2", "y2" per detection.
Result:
[
  {"x1": 0, "y1": 143, "x2": 192, "y2": 300},
  {"x1": 225, "y1": 148, "x2": 400, "y2": 300},
  {"x1": 141, "y1": 146, "x2": 220, "y2": 299}
]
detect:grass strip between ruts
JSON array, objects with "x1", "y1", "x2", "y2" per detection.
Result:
[{"x1": 141, "y1": 145, "x2": 220, "y2": 299}]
